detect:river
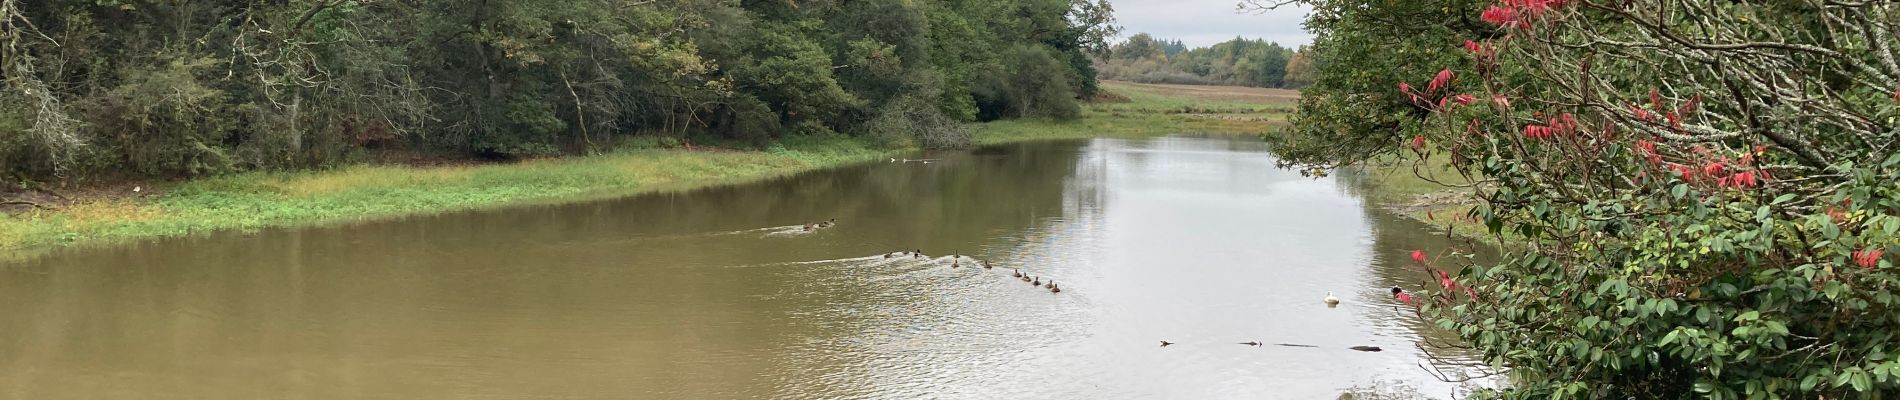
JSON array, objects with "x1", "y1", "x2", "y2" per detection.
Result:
[{"x1": 0, "y1": 136, "x2": 1496, "y2": 399}]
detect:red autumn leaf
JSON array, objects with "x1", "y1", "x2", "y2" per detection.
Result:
[
  {"x1": 1438, "y1": 271, "x2": 1459, "y2": 290},
  {"x1": 1481, "y1": 6, "x2": 1516, "y2": 26},
  {"x1": 1636, "y1": 139, "x2": 1662, "y2": 164},
  {"x1": 1677, "y1": 95, "x2": 1701, "y2": 117},
  {"x1": 1853, "y1": 249, "x2": 1885, "y2": 269},
  {"x1": 1701, "y1": 160, "x2": 1726, "y2": 177},
  {"x1": 1411, "y1": 250, "x2": 1428, "y2": 264},
  {"x1": 1429, "y1": 69, "x2": 1454, "y2": 93},
  {"x1": 1666, "y1": 163, "x2": 1694, "y2": 181}
]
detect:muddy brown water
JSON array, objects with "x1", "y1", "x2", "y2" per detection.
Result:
[{"x1": 0, "y1": 136, "x2": 1498, "y2": 399}]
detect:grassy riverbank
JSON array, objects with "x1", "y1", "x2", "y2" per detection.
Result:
[
  {"x1": 0, "y1": 135, "x2": 894, "y2": 260},
  {"x1": 0, "y1": 81, "x2": 1296, "y2": 259},
  {"x1": 1347, "y1": 155, "x2": 1492, "y2": 240}
]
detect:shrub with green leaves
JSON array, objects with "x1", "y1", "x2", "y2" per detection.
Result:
[{"x1": 1275, "y1": 0, "x2": 1900, "y2": 397}]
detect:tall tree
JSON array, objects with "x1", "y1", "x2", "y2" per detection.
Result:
[{"x1": 0, "y1": 0, "x2": 1120, "y2": 178}]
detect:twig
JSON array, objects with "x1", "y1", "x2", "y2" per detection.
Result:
[{"x1": 0, "y1": 200, "x2": 55, "y2": 210}]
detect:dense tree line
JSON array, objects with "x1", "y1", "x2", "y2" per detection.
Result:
[
  {"x1": 0, "y1": 0, "x2": 1117, "y2": 181},
  {"x1": 1094, "y1": 32, "x2": 1311, "y2": 88},
  {"x1": 1265, "y1": 0, "x2": 1900, "y2": 397}
]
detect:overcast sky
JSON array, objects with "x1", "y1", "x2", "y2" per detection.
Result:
[{"x1": 1110, "y1": 0, "x2": 1314, "y2": 49}]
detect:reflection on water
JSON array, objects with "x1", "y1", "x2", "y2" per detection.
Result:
[{"x1": 0, "y1": 136, "x2": 1494, "y2": 399}]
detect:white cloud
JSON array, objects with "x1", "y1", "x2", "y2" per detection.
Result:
[{"x1": 1110, "y1": 0, "x2": 1314, "y2": 48}]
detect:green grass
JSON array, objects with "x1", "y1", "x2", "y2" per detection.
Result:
[
  {"x1": 1349, "y1": 154, "x2": 1498, "y2": 240},
  {"x1": 0, "y1": 81, "x2": 1293, "y2": 260},
  {"x1": 974, "y1": 81, "x2": 1291, "y2": 144},
  {"x1": 0, "y1": 135, "x2": 893, "y2": 260}
]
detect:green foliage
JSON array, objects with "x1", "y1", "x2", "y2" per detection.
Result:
[
  {"x1": 1097, "y1": 35, "x2": 1299, "y2": 88},
  {"x1": 862, "y1": 72, "x2": 973, "y2": 149},
  {"x1": 1263, "y1": 0, "x2": 1485, "y2": 168},
  {"x1": 974, "y1": 45, "x2": 1083, "y2": 121},
  {"x1": 0, "y1": 0, "x2": 1120, "y2": 181},
  {"x1": 1277, "y1": 0, "x2": 1900, "y2": 397},
  {"x1": 1282, "y1": 49, "x2": 1316, "y2": 88},
  {"x1": 1112, "y1": 33, "x2": 1168, "y2": 61},
  {"x1": 91, "y1": 55, "x2": 236, "y2": 176}
]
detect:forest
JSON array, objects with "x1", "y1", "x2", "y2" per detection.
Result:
[
  {"x1": 1269, "y1": 0, "x2": 1900, "y2": 397},
  {"x1": 0, "y1": 0, "x2": 1116, "y2": 181},
  {"x1": 1094, "y1": 32, "x2": 1314, "y2": 88}
]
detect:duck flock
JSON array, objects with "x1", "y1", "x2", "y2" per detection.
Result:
[
  {"x1": 881, "y1": 250, "x2": 1062, "y2": 294},
  {"x1": 790, "y1": 219, "x2": 1400, "y2": 352}
]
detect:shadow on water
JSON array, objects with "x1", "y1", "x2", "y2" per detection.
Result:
[{"x1": 0, "y1": 136, "x2": 1497, "y2": 399}]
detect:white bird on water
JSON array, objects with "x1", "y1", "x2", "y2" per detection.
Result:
[{"x1": 1324, "y1": 291, "x2": 1340, "y2": 306}]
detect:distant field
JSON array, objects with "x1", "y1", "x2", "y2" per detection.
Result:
[
  {"x1": 1101, "y1": 81, "x2": 1302, "y2": 104},
  {"x1": 972, "y1": 81, "x2": 1294, "y2": 145},
  {"x1": 1092, "y1": 81, "x2": 1486, "y2": 241}
]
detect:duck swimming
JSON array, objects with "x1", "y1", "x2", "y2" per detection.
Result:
[
  {"x1": 1159, "y1": 341, "x2": 1174, "y2": 347},
  {"x1": 1048, "y1": 283, "x2": 1061, "y2": 293},
  {"x1": 1012, "y1": 269, "x2": 1022, "y2": 278},
  {"x1": 1349, "y1": 346, "x2": 1383, "y2": 352},
  {"x1": 1031, "y1": 277, "x2": 1041, "y2": 286},
  {"x1": 1324, "y1": 291, "x2": 1341, "y2": 306},
  {"x1": 1238, "y1": 341, "x2": 1261, "y2": 347},
  {"x1": 982, "y1": 260, "x2": 992, "y2": 269}
]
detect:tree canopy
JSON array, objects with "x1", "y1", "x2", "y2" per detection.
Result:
[
  {"x1": 0, "y1": 0, "x2": 1118, "y2": 180},
  {"x1": 1095, "y1": 34, "x2": 1299, "y2": 88}
]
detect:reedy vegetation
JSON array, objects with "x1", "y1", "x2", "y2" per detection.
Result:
[
  {"x1": 0, "y1": 0, "x2": 1117, "y2": 181},
  {"x1": 1266, "y1": 0, "x2": 1900, "y2": 397}
]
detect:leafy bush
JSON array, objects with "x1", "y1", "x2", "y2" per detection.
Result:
[
  {"x1": 973, "y1": 45, "x2": 1082, "y2": 121},
  {"x1": 87, "y1": 56, "x2": 235, "y2": 177},
  {"x1": 862, "y1": 73, "x2": 972, "y2": 149},
  {"x1": 1273, "y1": 0, "x2": 1900, "y2": 397}
]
